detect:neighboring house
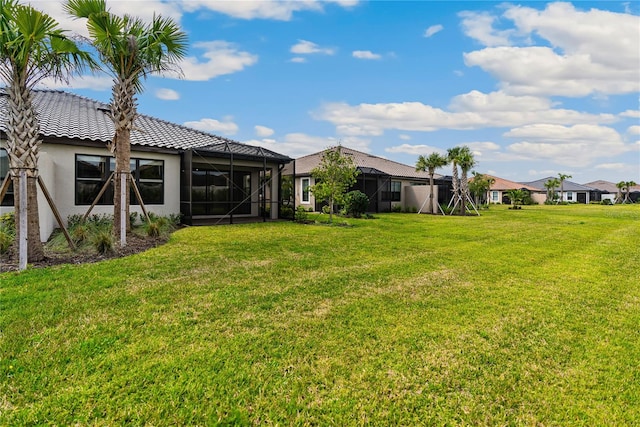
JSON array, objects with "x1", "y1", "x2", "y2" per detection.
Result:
[
  {"x1": 283, "y1": 146, "x2": 452, "y2": 213},
  {"x1": 585, "y1": 180, "x2": 640, "y2": 203},
  {"x1": 482, "y1": 175, "x2": 543, "y2": 204},
  {"x1": 0, "y1": 90, "x2": 291, "y2": 241},
  {"x1": 523, "y1": 177, "x2": 593, "y2": 204}
]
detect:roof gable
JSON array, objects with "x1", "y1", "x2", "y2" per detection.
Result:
[{"x1": 479, "y1": 175, "x2": 540, "y2": 191}]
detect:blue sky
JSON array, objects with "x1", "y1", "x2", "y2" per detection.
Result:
[{"x1": 31, "y1": 0, "x2": 640, "y2": 184}]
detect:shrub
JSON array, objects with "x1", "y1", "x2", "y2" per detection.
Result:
[
  {"x1": 91, "y1": 230, "x2": 114, "y2": 255},
  {"x1": 280, "y1": 205, "x2": 294, "y2": 219},
  {"x1": 391, "y1": 205, "x2": 402, "y2": 213},
  {"x1": 344, "y1": 190, "x2": 369, "y2": 218},
  {"x1": 295, "y1": 206, "x2": 308, "y2": 222},
  {"x1": 0, "y1": 228, "x2": 13, "y2": 254},
  {"x1": 70, "y1": 223, "x2": 90, "y2": 244},
  {"x1": 129, "y1": 212, "x2": 139, "y2": 226}
]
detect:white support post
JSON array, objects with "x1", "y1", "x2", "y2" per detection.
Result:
[
  {"x1": 18, "y1": 170, "x2": 28, "y2": 271},
  {"x1": 120, "y1": 172, "x2": 127, "y2": 247}
]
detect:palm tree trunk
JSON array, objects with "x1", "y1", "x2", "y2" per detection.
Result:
[
  {"x1": 451, "y1": 163, "x2": 460, "y2": 214},
  {"x1": 111, "y1": 76, "x2": 137, "y2": 241},
  {"x1": 5, "y1": 78, "x2": 44, "y2": 262},
  {"x1": 460, "y1": 168, "x2": 469, "y2": 216},
  {"x1": 428, "y1": 172, "x2": 434, "y2": 214}
]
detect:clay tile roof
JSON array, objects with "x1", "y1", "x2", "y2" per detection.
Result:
[
  {"x1": 480, "y1": 175, "x2": 540, "y2": 191},
  {"x1": 0, "y1": 89, "x2": 290, "y2": 162},
  {"x1": 290, "y1": 146, "x2": 438, "y2": 180}
]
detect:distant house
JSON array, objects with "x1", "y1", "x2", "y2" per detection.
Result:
[
  {"x1": 523, "y1": 177, "x2": 593, "y2": 204},
  {"x1": 283, "y1": 146, "x2": 452, "y2": 213},
  {"x1": 1, "y1": 90, "x2": 291, "y2": 241},
  {"x1": 585, "y1": 180, "x2": 640, "y2": 203},
  {"x1": 482, "y1": 175, "x2": 543, "y2": 204}
]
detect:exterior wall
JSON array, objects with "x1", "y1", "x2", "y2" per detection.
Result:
[
  {"x1": 404, "y1": 185, "x2": 438, "y2": 213},
  {"x1": 43, "y1": 144, "x2": 181, "y2": 225},
  {"x1": 531, "y1": 192, "x2": 547, "y2": 204},
  {"x1": 3, "y1": 143, "x2": 181, "y2": 241},
  {"x1": 295, "y1": 176, "x2": 315, "y2": 211}
]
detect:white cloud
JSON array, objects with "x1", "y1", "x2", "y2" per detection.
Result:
[
  {"x1": 155, "y1": 88, "x2": 180, "y2": 101},
  {"x1": 179, "y1": 0, "x2": 358, "y2": 21},
  {"x1": 424, "y1": 24, "x2": 443, "y2": 38},
  {"x1": 27, "y1": 0, "x2": 183, "y2": 37},
  {"x1": 621, "y1": 110, "x2": 640, "y2": 118},
  {"x1": 465, "y1": 141, "x2": 501, "y2": 155},
  {"x1": 459, "y1": 11, "x2": 514, "y2": 47},
  {"x1": 352, "y1": 50, "x2": 382, "y2": 60},
  {"x1": 399, "y1": 134, "x2": 412, "y2": 140},
  {"x1": 595, "y1": 163, "x2": 626, "y2": 170},
  {"x1": 505, "y1": 124, "x2": 634, "y2": 167},
  {"x1": 385, "y1": 144, "x2": 445, "y2": 156},
  {"x1": 315, "y1": 90, "x2": 617, "y2": 136},
  {"x1": 255, "y1": 125, "x2": 275, "y2": 137},
  {"x1": 184, "y1": 117, "x2": 239, "y2": 135},
  {"x1": 37, "y1": 74, "x2": 113, "y2": 91},
  {"x1": 462, "y1": 3, "x2": 640, "y2": 97},
  {"x1": 169, "y1": 41, "x2": 258, "y2": 81},
  {"x1": 290, "y1": 40, "x2": 335, "y2": 55},
  {"x1": 244, "y1": 133, "x2": 370, "y2": 158},
  {"x1": 290, "y1": 57, "x2": 307, "y2": 63},
  {"x1": 628, "y1": 126, "x2": 640, "y2": 135}
]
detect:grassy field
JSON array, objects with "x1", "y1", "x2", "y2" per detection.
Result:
[{"x1": 1, "y1": 205, "x2": 639, "y2": 425}]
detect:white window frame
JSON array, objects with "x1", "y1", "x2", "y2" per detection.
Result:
[
  {"x1": 566, "y1": 191, "x2": 573, "y2": 201},
  {"x1": 491, "y1": 191, "x2": 499, "y2": 202},
  {"x1": 301, "y1": 177, "x2": 311, "y2": 203}
]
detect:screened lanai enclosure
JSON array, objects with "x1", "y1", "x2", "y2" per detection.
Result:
[{"x1": 180, "y1": 142, "x2": 292, "y2": 225}]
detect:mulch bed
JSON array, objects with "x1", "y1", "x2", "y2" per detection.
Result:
[{"x1": 0, "y1": 233, "x2": 168, "y2": 273}]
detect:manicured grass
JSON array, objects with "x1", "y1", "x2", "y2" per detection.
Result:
[{"x1": 1, "y1": 205, "x2": 639, "y2": 425}]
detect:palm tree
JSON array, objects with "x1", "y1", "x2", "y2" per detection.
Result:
[
  {"x1": 544, "y1": 178, "x2": 560, "y2": 204},
  {"x1": 446, "y1": 146, "x2": 463, "y2": 214},
  {"x1": 557, "y1": 173, "x2": 572, "y2": 204},
  {"x1": 457, "y1": 146, "x2": 476, "y2": 215},
  {"x1": 469, "y1": 172, "x2": 494, "y2": 206},
  {"x1": 1, "y1": 0, "x2": 93, "y2": 262},
  {"x1": 623, "y1": 180, "x2": 637, "y2": 203},
  {"x1": 415, "y1": 152, "x2": 448, "y2": 214},
  {"x1": 66, "y1": 0, "x2": 188, "y2": 246},
  {"x1": 615, "y1": 181, "x2": 625, "y2": 204}
]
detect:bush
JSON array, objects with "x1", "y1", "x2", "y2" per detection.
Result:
[
  {"x1": 295, "y1": 206, "x2": 308, "y2": 222},
  {"x1": 280, "y1": 205, "x2": 294, "y2": 219},
  {"x1": 0, "y1": 228, "x2": 13, "y2": 254},
  {"x1": 70, "y1": 223, "x2": 90, "y2": 244},
  {"x1": 343, "y1": 190, "x2": 369, "y2": 218},
  {"x1": 391, "y1": 205, "x2": 402, "y2": 213},
  {"x1": 91, "y1": 230, "x2": 114, "y2": 255},
  {"x1": 0, "y1": 213, "x2": 15, "y2": 255}
]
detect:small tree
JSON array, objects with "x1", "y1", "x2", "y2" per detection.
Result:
[
  {"x1": 506, "y1": 189, "x2": 526, "y2": 209},
  {"x1": 544, "y1": 178, "x2": 560, "y2": 204},
  {"x1": 469, "y1": 172, "x2": 494, "y2": 206},
  {"x1": 557, "y1": 173, "x2": 572, "y2": 204},
  {"x1": 310, "y1": 146, "x2": 359, "y2": 224}
]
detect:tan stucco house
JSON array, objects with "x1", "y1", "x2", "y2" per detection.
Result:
[
  {"x1": 283, "y1": 146, "x2": 452, "y2": 213},
  {"x1": 1, "y1": 90, "x2": 291, "y2": 241}
]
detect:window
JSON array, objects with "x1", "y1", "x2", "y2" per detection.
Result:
[
  {"x1": 1, "y1": 148, "x2": 14, "y2": 206},
  {"x1": 390, "y1": 181, "x2": 401, "y2": 202},
  {"x1": 566, "y1": 191, "x2": 573, "y2": 201},
  {"x1": 301, "y1": 177, "x2": 310, "y2": 203},
  {"x1": 491, "y1": 191, "x2": 499, "y2": 202},
  {"x1": 75, "y1": 155, "x2": 164, "y2": 205}
]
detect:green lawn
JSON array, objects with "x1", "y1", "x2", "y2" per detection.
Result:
[{"x1": 1, "y1": 205, "x2": 639, "y2": 425}]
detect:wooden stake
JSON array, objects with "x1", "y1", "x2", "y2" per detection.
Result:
[{"x1": 37, "y1": 176, "x2": 75, "y2": 250}]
